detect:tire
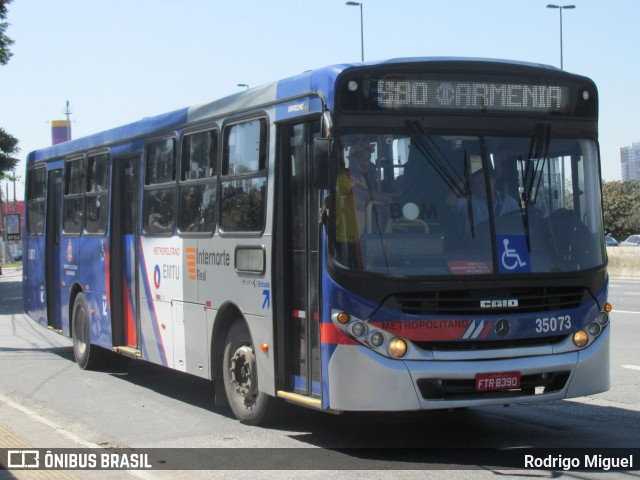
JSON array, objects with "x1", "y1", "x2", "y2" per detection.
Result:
[
  {"x1": 222, "y1": 321, "x2": 280, "y2": 425},
  {"x1": 72, "y1": 293, "x2": 105, "y2": 370}
]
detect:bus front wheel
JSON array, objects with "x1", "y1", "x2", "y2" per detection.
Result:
[
  {"x1": 72, "y1": 293, "x2": 105, "y2": 370},
  {"x1": 222, "y1": 321, "x2": 279, "y2": 425}
]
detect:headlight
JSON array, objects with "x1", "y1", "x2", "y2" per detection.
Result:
[
  {"x1": 596, "y1": 311, "x2": 609, "y2": 326},
  {"x1": 587, "y1": 322, "x2": 601, "y2": 336},
  {"x1": 331, "y1": 309, "x2": 412, "y2": 359},
  {"x1": 369, "y1": 331, "x2": 385, "y2": 347},
  {"x1": 389, "y1": 338, "x2": 408, "y2": 358},
  {"x1": 351, "y1": 322, "x2": 367, "y2": 337},
  {"x1": 573, "y1": 330, "x2": 589, "y2": 347}
]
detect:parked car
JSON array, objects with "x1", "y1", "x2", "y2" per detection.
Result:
[
  {"x1": 605, "y1": 235, "x2": 619, "y2": 247},
  {"x1": 620, "y1": 235, "x2": 640, "y2": 247},
  {"x1": 12, "y1": 250, "x2": 22, "y2": 262}
]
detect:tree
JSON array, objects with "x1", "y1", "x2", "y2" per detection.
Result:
[
  {"x1": 602, "y1": 180, "x2": 640, "y2": 240},
  {"x1": 0, "y1": 127, "x2": 18, "y2": 176},
  {"x1": 0, "y1": 0, "x2": 14, "y2": 65},
  {"x1": 0, "y1": 0, "x2": 18, "y2": 180}
]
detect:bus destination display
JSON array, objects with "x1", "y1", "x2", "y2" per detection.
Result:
[{"x1": 370, "y1": 78, "x2": 570, "y2": 113}]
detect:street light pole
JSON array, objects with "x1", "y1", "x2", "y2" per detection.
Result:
[
  {"x1": 64, "y1": 100, "x2": 72, "y2": 141},
  {"x1": 546, "y1": 4, "x2": 575, "y2": 70},
  {"x1": 237, "y1": 83, "x2": 250, "y2": 90},
  {"x1": 346, "y1": 1, "x2": 364, "y2": 62}
]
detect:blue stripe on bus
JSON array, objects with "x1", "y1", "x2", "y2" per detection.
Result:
[{"x1": 290, "y1": 375, "x2": 322, "y2": 396}]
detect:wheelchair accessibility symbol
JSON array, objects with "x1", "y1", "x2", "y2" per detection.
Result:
[{"x1": 497, "y1": 235, "x2": 531, "y2": 273}]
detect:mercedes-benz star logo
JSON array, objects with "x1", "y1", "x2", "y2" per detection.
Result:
[{"x1": 494, "y1": 319, "x2": 511, "y2": 337}]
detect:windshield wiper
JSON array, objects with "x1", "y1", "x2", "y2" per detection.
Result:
[
  {"x1": 463, "y1": 150, "x2": 475, "y2": 238},
  {"x1": 408, "y1": 121, "x2": 464, "y2": 193},
  {"x1": 518, "y1": 123, "x2": 551, "y2": 250},
  {"x1": 408, "y1": 121, "x2": 475, "y2": 237},
  {"x1": 519, "y1": 123, "x2": 551, "y2": 207}
]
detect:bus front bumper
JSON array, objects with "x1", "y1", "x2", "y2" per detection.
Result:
[{"x1": 326, "y1": 327, "x2": 609, "y2": 412}]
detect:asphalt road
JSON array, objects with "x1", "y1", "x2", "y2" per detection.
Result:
[{"x1": 0, "y1": 268, "x2": 638, "y2": 479}]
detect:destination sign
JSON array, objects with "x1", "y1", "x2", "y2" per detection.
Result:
[{"x1": 372, "y1": 79, "x2": 570, "y2": 112}]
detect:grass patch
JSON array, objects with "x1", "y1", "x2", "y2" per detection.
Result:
[{"x1": 1, "y1": 262, "x2": 22, "y2": 268}]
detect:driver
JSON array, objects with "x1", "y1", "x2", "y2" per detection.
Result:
[{"x1": 446, "y1": 167, "x2": 519, "y2": 226}]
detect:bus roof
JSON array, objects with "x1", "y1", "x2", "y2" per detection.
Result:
[{"x1": 26, "y1": 57, "x2": 576, "y2": 165}]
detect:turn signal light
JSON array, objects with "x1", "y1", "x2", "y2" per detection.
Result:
[
  {"x1": 604, "y1": 303, "x2": 612, "y2": 313},
  {"x1": 336, "y1": 312, "x2": 350, "y2": 324}
]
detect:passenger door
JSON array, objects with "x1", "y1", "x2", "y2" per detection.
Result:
[
  {"x1": 110, "y1": 157, "x2": 141, "y2": 352},
  {"x1": 45, "y1": 169, "x2": 63, "y2": 329},
  {"x1": 276, "y1": 120, "x2": 322, "y2": 400}
]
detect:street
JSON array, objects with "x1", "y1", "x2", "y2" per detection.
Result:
[{"x1": 0, "y1": 268, "x2": 639, "y2": 479}]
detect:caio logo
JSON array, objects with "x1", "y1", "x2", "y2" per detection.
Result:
[{"x1": 480, "y1": 299, "x2": 519, "y2": 309}]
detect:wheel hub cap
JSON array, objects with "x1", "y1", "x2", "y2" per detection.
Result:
[{"x1": 229, "y1": 346, "x2": 257, "y2": 399}]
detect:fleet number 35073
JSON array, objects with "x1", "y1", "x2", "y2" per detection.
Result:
[{"x1": 535, "y1": 315, "x2": 571, "y2": 333}]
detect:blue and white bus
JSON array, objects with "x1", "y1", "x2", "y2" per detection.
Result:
[{"x1": 23, "y1": 58, "x2": 610, "y2": 425}]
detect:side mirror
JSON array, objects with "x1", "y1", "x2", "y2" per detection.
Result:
[{"x1": 312, "y1": 138, "x2": 332, "y2": 189}]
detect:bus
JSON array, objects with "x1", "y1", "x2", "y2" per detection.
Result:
[{"x1": 23, "y1": 58, "x2": 610, "y2": 425}]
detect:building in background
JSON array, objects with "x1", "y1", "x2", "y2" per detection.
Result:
[
  {"x1": 621, "y1": 142, "x2": 640, "y2": 181},
  {"x1": 51, "y1": 119, "x2": 71, "y2": 145},
  {"x1": 0, "y1": 199, "x2": 24, "y2": 263}
]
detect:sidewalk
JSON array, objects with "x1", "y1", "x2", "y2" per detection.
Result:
[
  {"x1": 0, "y1": 267, "x2": 22, "y2": 282},
  {"x1": 0, "y1": 393, "x2": 148, "y2": 479},
  {"x1": 0, "y1": 272, "x2": 144, "y2": 479}
]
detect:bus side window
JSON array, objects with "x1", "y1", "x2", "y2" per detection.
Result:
[
  {"x1": 178, "y1": 129, "x2": 217, "y2": 234},
  {"x1": 85, "y1": 153, "x2": 110, "y2": 235},
  {"x1": 143, "y1": 137, "x2": 177, "y2": 235},
  {"x1": 63, "y1": 157, "x2": 85, "y2": 235},
  {"x1": 220, "y1": 118, "x2": 267, "y2": 232},
  {"x1": 26, "y1": 166, "x2": 47, "y2": 235}
]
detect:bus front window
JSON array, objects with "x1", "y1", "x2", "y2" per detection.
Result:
[{"x1": 331, "y1": 132, "x2": 605, "y2": 276}]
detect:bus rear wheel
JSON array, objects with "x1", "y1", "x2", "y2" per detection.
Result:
[
  {"x1": 72, "y1": 293, "x2": 105, "y2": 370},
  {"x1": 222, "y1": 321, "x2": 279, "y2": 425}
]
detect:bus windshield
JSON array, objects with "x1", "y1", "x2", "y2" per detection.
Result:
[{"x1": 331, "y1": 130, "x2": 605, "y2": 276}]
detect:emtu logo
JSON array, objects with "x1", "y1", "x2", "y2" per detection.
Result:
[{"x1": 153, "y1": 265, "x2": 161, "y2": 289}]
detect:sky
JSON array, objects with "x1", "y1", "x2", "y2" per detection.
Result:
[{"x1": 1, "y1": 0, "x2": 638, "y2": 201}]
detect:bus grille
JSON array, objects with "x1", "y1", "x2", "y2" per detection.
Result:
[
  {"x1": 417, "y1": 371, "x2": 570, "y2": 400},
  {"x1": 394, "y1": 286, "x2": 588, "y2": 315},
  {"x1": 415, "y1": 335, "x2": 568, "y2": 352}
]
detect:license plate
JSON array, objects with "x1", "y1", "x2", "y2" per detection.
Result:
[{"x1": 475, "y1": 371, "x2": 521, "y2": 392}]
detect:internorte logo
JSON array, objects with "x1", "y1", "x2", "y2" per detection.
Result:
[{"x1": 185, "y1": 248, "x2": 231, "y2": 281}]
